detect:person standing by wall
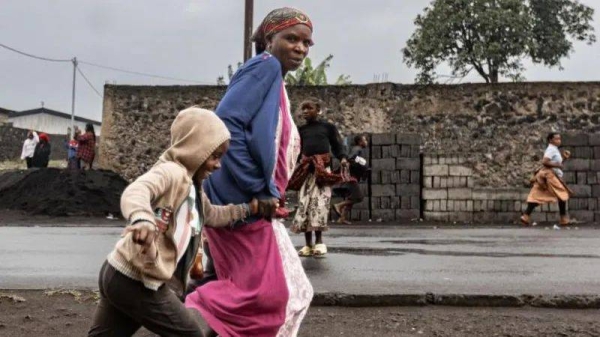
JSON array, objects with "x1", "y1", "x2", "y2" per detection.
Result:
[
  {"x1": 20, "y1": 130, "x2": 39, "y2": 169},
  {"x1": 289, "y1": 99, "x2": 349, "y2": 257},
  {"x1": 76, "y1": 123, "x2": 96, "y2": 170},
  {"x1": 31, "y1": 133, "x2": 51, "y2": 168},
  {"x1": 333, "y1": 134, "x2": 370, "y2": 224},
  {"x1": 521, "y1": 132, "x2": 572, "y2": 226}
]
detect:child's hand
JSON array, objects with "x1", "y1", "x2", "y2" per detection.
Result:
[
  {"x1": 249, "y1": 198, "x2": 259, "y2": 215},
  {"x1": 122, "y1": 221, "x2": 157, "y2": 249}
]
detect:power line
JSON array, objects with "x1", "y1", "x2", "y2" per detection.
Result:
[
  {"x1": 79, "y1": 60, "x2": 211, "y2": 84},
  {"x1": 1, "y1": 42, "x2": 212, "y2": 84},
  {"x1": 77, "y1": 66, "x2": 103, "y2": 98},
  {"x1": 0, "y1": 43, "x2": 71, "y2": 63}
]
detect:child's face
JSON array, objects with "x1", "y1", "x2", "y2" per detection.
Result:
[
  {"x1": 196, "y1": 140, "x2": 229, "y2": 181},
  {"x1": 301, "y1": 102, "x2": 319, "y2": 121}
]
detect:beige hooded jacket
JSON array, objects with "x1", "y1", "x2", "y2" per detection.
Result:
[{"x1": 108, "y1": 107, "x2": 248, "y2": 290}]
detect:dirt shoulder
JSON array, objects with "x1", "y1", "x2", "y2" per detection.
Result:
[{"x1": 1, "y1": 290, "x2": 599, "y2": 337}]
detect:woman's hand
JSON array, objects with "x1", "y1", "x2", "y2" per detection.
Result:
[{"x1": 257, "y1": 198, "x2": 279, "y2": 221}]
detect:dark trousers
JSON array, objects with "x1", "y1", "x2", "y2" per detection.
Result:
[
  {"x1": 26, "y1": 157, "x2": 32, "y2": 169},
  {"x1": 88, "y1": 261, "x2": 203, "y2": 337},
  {"x1": 525, "y1": 201, "x2": 567, "y2": 216}
]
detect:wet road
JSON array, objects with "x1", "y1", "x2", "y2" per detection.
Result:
[{"x1": 1, "y1": 226, "x2": 599, "y2": 295}]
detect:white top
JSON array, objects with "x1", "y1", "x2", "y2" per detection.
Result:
[
  {"x1": 544, "y1": 144, "x2": 563, "y2": 178},
  {"x1": 20, "y1": 132, "x2": 39, "y2": 160}
]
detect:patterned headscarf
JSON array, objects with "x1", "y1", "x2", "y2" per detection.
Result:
[{"x1": 251, "y1": 7, "x2": 313, "y2": 53}]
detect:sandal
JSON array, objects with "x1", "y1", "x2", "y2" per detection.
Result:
[
  {"x1": 298, "y1": 245, "x2": 313, "y2": 257},
  {"x1": 520, "y1": 214, "x2": 531, "y2": 226},
  {"x1": 313, "y1": 243, "x2": 328, "y2": 258}
]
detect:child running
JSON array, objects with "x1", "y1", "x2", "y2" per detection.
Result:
[
  {"x1": 290, "y1": 99, "x2": 349, "y2": 257},
  {"x1": 88, "y1": 107, "x2": 258, "y2": 337}
]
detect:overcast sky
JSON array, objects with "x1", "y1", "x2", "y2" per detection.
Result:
[{"x1": 1, "y1": 0, "x2": 599, "y2": 122}]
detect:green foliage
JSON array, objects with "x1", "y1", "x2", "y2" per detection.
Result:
[
  {"x1": 285, "y1": 55, "x2": 352, "y2": 86},
  {"x1": 403, "y1": 0, "x2": 596, "y2": 83}
]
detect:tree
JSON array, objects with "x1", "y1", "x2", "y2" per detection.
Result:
[
  {"x1": 402, "y1": 0, "x2": 596, "y2": 84},
  {"x1": 285, "y1": 55, "x2": 352, "y2": 86}
]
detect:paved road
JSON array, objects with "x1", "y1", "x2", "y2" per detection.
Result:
[{"x1": 1, "y1": 225, "x2": 599, "y2": 295}]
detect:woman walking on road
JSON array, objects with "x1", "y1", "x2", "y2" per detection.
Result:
[
  {"x1": 185, "y1": 7, "x2": 314, "y2": 337},
  {"x1": 521, "y1": 132, "x2": 572, "y2": 226}
]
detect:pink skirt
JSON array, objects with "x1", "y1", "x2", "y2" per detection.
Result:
[{"x1": 185, "y1": 220, "x2": 289, "y2": 337}]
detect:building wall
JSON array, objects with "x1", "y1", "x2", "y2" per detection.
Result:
[
  {"x1": 8, "y1": 113, "x2": 101, "y2": 136},
  {"x1": 0, "y1": 124, "x2": 68, "y2": 162}
]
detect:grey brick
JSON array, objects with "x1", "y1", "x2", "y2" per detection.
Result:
[
  {"x1": 590, "y1": 134, "x2": 600, "y2": 146},
  {"x1": 372, "y1": 158, "x2": 396, "y2": 171},
  {"x1": 372, "y1": 184, "x2": 395, "y2": 197},
  {"x1": 570, "y1": 185, "x2": 592, "y2": 198},
  {"x1": 425, "y1": 200, "x2": 433, "y2": 211},
  {"x1": 589, "y1": 173, "x2": 599, "y2": 185},
  {"x1": 573, "y1": 146, "x2": 593, "y2": 159},
  {"x1": 439, "y1": 157, "x2": 447, "y2": 165},
  {"x1": 448, "y1": 212, "x2": 473, "y2": 223},
  {"x1": 397, "y1": 184, "x2": 420, "y2": 197},
  {"x1": 380, "y1": 197, "x2": 391, "y2": 209},
  {"x1": 564, "y1": 159, "x2": 590, "y2": 171},
  {"x1": 380, "y1": 171, "x2": 391, "y2": 184},
  {"x1": 400, "y1": 170, "x2": 410, "y2": 183},
  {"x1": 397, "y1": 209, "x2": 420, "y2": 220},
  {"x1": 594, "y1": 147, "x2": 600, "y2": 159},
  {"x1": 439, "y1": 199, "x2": 446, "y2": 211},
  {"x1": 449, "y1": 165, "x2": 473, "y2": 177},
  {"x1": 411, "y1": 196, "x2": 421, "y2": 210},
  {"x1": 424, "y1": 177, "x2": 432, "y2": 188},
  {"x1": 381, "y1": 146, "x2": 391, "y2": 159},
  {"x1": 561, "y1": 133, "x2": 589, "y2": 146},
  {"x1": 577, "y1": 172, "x2": 588, "y2": 185},
  {"x1": 372, "y1": 133, "x2": 396, "y2": 145},
  {"x1": 591, "y1": 160, "x2": 600, "y2": 171},
  {"x1": 389, "y1": 145, "x2": 400, "y2": 157},
  {"x1": 474, "y1": 200, "x2": 483, "y2": 212},
  {"x1": 371, "y1": 146, "x2": 382, "y2": 159},
  {"x1": 390, "y1": 197, "x2": 400, "y2": 209},
  {"x1": 372, "y1": 209, "x2": 395, "y2": 221},
  {"x1": 423, "y1": 211, "x2": 448, "y2": 221},
  {"x1": 371, "y1": 197, "x2": 381, "y2": 209},
  {"x1": 589, "y1": 198, "x2": 598, "y2": 211},
  {"x1": 466, "y1": 200, "x2": 474, "y2": 212},
  {"x1": 353, "y1": 198, "x2": 369, "y2": 210},
  {"x1": 497, "y1": 212, "x2": 519, "y2": 223},
  {"x1": 424, "y1": 164, "x2": 449, "y2": 177},
  {"x1": 473, "y1": 212, "x2": 496, "y2": 223},
  {"x1": 596, "y1": 212, "x2": 600, "y2": 222},
  {"x1": 411, "y1": 145, "x2": 421, "y2": 158},
  {"x1": 396, "y1": 158, "x2": 420, "y2": 171},
  {"x1": 447, "y1": 200, "x2": 455, "y2": 211},
  {"x1": 563, "y1": 172, "x2": 576, "y2": 184},
  {"x1": 422, "y1": 188, "x2": 446, "y2": 200},
  {"x1": 467, "y1": 177, "x2": 475, "y2": 188},
  {"x1": 531, "y1": 212, "x2": 547, "y2": 222},
  {"x1": 395, "y1": 133, "x2": 421, "y2": 145},
  {"x1": 570, "y1": 210, "x2": 594, "y2": 223},
  {"x1": 593, "y1": 185, "x2": 600, "y2": 197},
  {"x1": 410, "y1": 171, "x2": 420, "y2": 184},
  {"x1": 440, "y1": 177, "x2": 448, "y2": 188},
  {"x1": 424, "y1": 157, "x2": 432, "y2": 165},
  {"x1": 448, "y1": 188, "x2": 473, "y2": 200},
  {"x1": 433, "y1": 177, "x2": 441, "y2": 188},
  {"x1": 371, "y1": 170, "x2": 381, "y2": 184},
  {"x1": 432, "y1": 200, "x2": 441, "y2": 211},
  {"x1": 400, "y1": 145, "x2": 412, "y2": 158}
]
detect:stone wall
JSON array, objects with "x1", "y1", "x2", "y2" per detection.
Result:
[
  {"x1": 99, "y1": 82, "x2": 600, "y2": 185},
  {"x1": 0, "y1": 124, "x2": 67, "y2": 162},
  {"x1": 422, "y1": 133, "x2": 600, "y2": 223},
  {"x1": 369, "y1": 133, "x2": 422, "y2": 221}
]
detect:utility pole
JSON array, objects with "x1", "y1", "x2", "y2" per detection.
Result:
[
  {"x1": 70, "y1": 57, "x2": 77, "y2": 139},
  {"x1": 243, "y1": 0, "x2": 254, "y2": 62}
]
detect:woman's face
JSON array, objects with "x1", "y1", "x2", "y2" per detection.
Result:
[
  {"x1": 267, "y1": 24, "x2": 312, "y2": 74},
  {"x1": 301, "y1": 102, "x2": 319, "y2": 121},
  {"x1": 195, "y1": 141, "x2": 229, "y2": 181}
]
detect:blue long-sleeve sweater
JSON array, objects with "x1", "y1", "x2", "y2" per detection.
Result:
[{"x1": 204, "y1": 53, "x2": 283, "y2": 224}]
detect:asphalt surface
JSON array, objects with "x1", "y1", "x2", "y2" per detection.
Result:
[{"x1": 1, "y1": 224, "x2": 599, "y2": 298}]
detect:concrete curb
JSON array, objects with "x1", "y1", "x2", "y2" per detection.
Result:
[{"x1": 312, "y1": 292, "x2": 600, "y2": 309}]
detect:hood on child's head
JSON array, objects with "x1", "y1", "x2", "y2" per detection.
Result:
[{"x1": 158, "y1": 107, "x2": 230, "y2": 179}]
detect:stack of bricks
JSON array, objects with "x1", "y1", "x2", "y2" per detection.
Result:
[
  {"x1": 562, "y1": 133, "x2": 600, "y2": 223},
  {"x1": 369, "y1": 133, "x2": 421, "y2": 221}
]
